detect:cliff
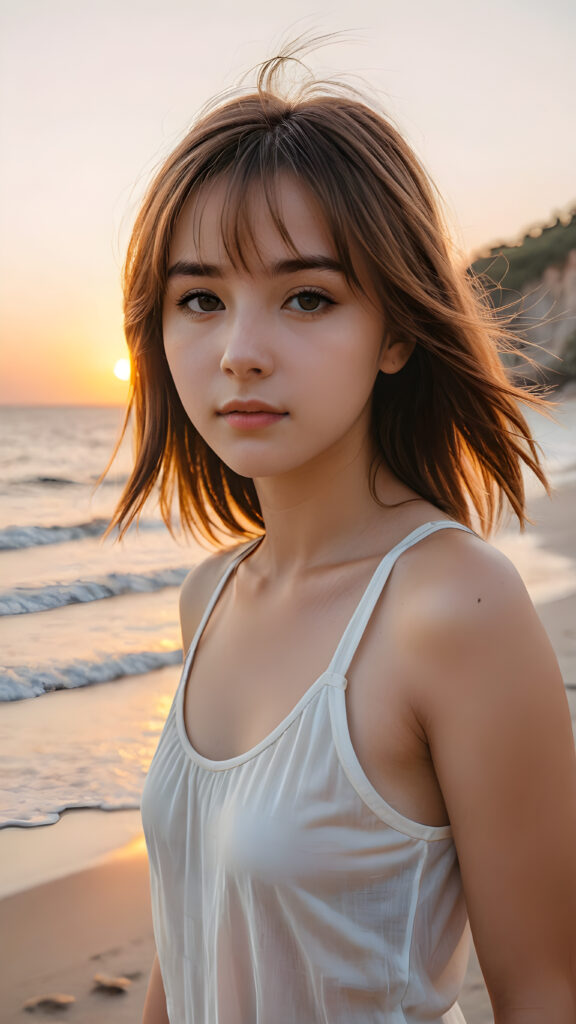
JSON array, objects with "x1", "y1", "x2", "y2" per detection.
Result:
[{"x1": 470, "y1": 210, "x2": 576, "y2": 385}]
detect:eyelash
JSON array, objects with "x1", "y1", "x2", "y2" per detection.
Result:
[{"x1": 175, "y1": 287, "x2": 336, "y2": 318}]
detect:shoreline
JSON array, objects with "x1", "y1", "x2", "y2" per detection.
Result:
[{"x1": 0, "y1": 807, "x2": 145, "y2": 901}]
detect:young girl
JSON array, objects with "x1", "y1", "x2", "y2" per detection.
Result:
[{"x1": 110, "y1": 51, "x2": 576, "y2": 1024}]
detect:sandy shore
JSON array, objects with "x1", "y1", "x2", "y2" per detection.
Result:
[
  {"x1": 1, "y1": 480, "x2": 574, "y2": 1024},
  {"x1": 0, "y1": 826, "x2": 154, "y2": 1023}
]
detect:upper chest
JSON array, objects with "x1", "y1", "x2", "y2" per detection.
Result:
[{"x1": 180, "y1": 560, "x2": 449, "y2": 828}]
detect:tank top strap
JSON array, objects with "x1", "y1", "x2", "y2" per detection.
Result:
[
  {"x1": 326, "y1": 520, "x2": 477, "y2": 680},
  {"x1": 180, "y1": 536, "x2": 263, "y2": 677}
]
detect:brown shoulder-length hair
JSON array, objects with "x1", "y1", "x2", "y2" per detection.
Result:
[{"x1": 107, "y1": 52, "x2": 550, "y2": 547}]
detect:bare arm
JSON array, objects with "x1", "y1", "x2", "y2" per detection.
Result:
[
  {"x1": 399, "y1": 536, "x2": 576, "y2": 1023},
  {"x1": 142, "y1": 952, "x2": 170, "y2": 1024}
]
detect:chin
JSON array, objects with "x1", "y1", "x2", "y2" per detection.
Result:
[{"x1": 213, "y1": 448, "x2": 308, "y2": 480}]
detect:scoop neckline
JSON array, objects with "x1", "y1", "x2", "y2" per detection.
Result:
[{"x1": 176, "y1": 668, "x2": 340, "y2": 771}]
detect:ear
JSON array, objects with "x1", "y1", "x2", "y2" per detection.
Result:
[{"x1": 378, "y1": 336, "x2": 416, "y2": 375}]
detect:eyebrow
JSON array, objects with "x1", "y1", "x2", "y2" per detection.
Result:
[{"x1": 166, "y1": 255, "x2": 345, "y2": 279}]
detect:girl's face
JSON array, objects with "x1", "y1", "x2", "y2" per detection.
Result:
[{"x1": 162, "y1": 174, "x2": 404, "y2": 482}]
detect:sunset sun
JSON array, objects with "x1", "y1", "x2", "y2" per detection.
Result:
[{"x1": 113, "y1": 358, "x2": 130, "y2": 382}]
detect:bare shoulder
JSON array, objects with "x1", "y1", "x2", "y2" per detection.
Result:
[
  {"x1": 388, "y1": 524, "x2": 563, "y2": 722},
  {"x1": 387, "y1": 522, "x2": 571, "y2": 814},
  {"x1": 179, "y1": 541, "x2": 250, "y2": 653},
  {"x1": 390, "y1": 524, "x2": 538, "y2": 652}
]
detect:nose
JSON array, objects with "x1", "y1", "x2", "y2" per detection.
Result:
[{"x1": 219, "y1": 313, "x2": 274, "y2": 379}]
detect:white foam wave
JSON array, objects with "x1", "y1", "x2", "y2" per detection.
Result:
[
  {"x1": 0, "y1": 648, "x2": 183, "y2": 701},
  {"x1": 0, "y1": 566, "x2": 189, "y2": 615},
  {"x1": 0, "y1": 519, "x2": 109, "y2": 550},
  {"x1": 0, "y1": 801, "x2": 141, "y2": 830}
]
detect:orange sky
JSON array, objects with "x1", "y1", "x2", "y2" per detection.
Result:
[{"x1": 1, "y1": 0, "x2": 574, "y2": 405}]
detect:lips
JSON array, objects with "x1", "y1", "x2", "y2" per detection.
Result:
[
  {"x1": 218, "y1": 400, "x2": 287, "y2": 415},
  {"x1": 217, "y1": 401, "x2": 288, "y2": 431}
]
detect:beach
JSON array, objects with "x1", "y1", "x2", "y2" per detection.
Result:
[{"x1": 1, "y1": 404, "x2": 575, "y2": 1023}]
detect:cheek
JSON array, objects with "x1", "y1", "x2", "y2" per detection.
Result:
[
  {"x1": 162, "y1": 341, "x2": 208, "y2": 427},
  {"x1": 162, "y1": 313, "x2": 189, "y2": 365},
  {"x1": 163, "y1": 343, "x2": 187, "y2": 396},
  {"x1": 320, "y1": 325, "x2": 383, "y2": 400},
  {"x1": 163, "y1": 317, "x2": 204, "y2": 390}
]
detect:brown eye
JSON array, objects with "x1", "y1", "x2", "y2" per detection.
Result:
[
  {"x1": 180, "y1": 291, "x2": 224, "y2": 313},
  {"x1": 297, "y1": 292, "x2": 321, "y2": 311},
  {"x1": 286, "y1": 290, "x2": 333, "y2": 313}
]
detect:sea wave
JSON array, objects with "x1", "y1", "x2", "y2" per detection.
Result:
[
  {"x1": 21, "y1": 475, "x2": 80, "y2": 487},
  {"x1": 0, "y1": 518, "x2": 109, "y2": 550},
  {"x1": 0, "y1": 566, "x2": 189, "y2": 615},
  {"x1": 0, "y1": 516, "x2": 165, "y2": 550},
  {"x1": 7, "y1": 473, "x2": 129, "y2": 488},
  {"x1": 0, "y1": 647, "x2": 183, "y2": 701},
  {"x1": 0, "y1": 801, "x2": 141, "y2": 830}
]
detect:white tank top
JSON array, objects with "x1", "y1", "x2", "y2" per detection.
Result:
[{"x1": 141, "y1": 521, "x2": 474, "y2": 1023}]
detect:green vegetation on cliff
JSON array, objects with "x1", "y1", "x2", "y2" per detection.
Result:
[
  {"x1": 471, "y1": 209, "x2": 576, "y2": 300},
  {"x1": 469, "y1": 206, "x2": 576, "y2": 383}
]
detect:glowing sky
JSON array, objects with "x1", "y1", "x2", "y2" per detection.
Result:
[{"x1": 0, "y1": 0, "x2": 574, "y2": 404}]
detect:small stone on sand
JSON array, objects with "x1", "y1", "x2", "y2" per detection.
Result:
[
  {"x1": 23, "y1": 993, "x2": 75, "y2": 1012},
  {"x1": 90, "y1": 946, "x2": 121, "y2": 960},
  {"x1": 92, "y1": 973, "x2": 132, "y2": 994}
]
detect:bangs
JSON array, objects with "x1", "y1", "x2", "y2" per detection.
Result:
[{"x1": 184, "y1": 122, "x2": 366, "y2": 295}]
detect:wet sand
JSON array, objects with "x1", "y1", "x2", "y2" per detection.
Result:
[{"x1": 0, "y1": 826, "x2": 153, "y2": 1023}]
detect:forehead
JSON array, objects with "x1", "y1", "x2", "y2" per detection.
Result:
[{"x1": 168, "y1": 173, "x2": 338, "y2": 271}]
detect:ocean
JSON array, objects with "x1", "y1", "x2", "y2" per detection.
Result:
[
  {"x1": 1, "y1": 401, "x2": 575, "y2": 834},
  {"x1": 0, "y1": 405, "x2": 206, "y2": 829}
]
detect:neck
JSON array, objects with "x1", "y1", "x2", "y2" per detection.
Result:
[{"x1": 250, "y1": 431, "x2": 417, "y2": 579}]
